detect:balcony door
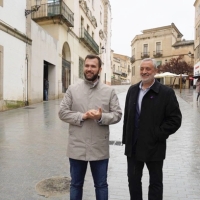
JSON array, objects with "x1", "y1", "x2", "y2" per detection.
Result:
[
  {"x1": 62, "y1": 42, "x2": 71, "y2": 93},
  {"x1": 156, "y1": 42, "x2": 161, "y2": 54},
  {"x1": 143, "y1": 44, "x2": 148, "y2": 56}
]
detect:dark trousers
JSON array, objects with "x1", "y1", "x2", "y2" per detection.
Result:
[
  {"x1": 127, "y1": 156, "x2": 163, "y2": 200},
  {"x1": 197, "y1": 92, "x2": 200, "y2": 101}
]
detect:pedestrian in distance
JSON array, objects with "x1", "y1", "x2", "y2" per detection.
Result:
[
  {"x1": 195, "y1": 77, "x2": 200, "y2": 101},
  {"x1": 122, "y1": 58, "x2": 182, "y2": 200},
  {"x1": 44, "y1": 78, "x2": 49, "y2": 101},
  {"x1": 58, "y1": 54, "x2": 122, "y2": 200}
]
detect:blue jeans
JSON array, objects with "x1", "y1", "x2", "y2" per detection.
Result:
[{"x1": 69, "y1": 158, "x2": 109, "y2": 200}]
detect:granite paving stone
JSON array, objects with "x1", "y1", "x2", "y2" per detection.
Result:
[{"x1": 0, "y1": 86, "x2": 200, "y2": 199}]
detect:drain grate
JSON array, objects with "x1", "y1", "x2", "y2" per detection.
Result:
[
  {"x1": 35, "y1": 176, "x2": 71, "y2": 198},
  {"x1": 24, "y1": 107, "x2": 36, "y2": 109},
  {"x1": 109, "y1": 140, "x2": 122, "y2": 146}
]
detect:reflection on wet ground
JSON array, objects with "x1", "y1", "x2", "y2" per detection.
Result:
[
  {"x1": 0, "y1": 85, "x2": 199, "y2": 200},
  {"x1": 174, "y1": 88, "x2": 200, "y2": 113}
]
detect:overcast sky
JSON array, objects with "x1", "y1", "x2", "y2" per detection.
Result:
[{"x1": 109, "y1": 0, "x2": 195, "y2": 57}]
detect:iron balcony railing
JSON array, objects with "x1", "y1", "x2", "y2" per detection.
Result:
[
  {"x1": 113, "y1": 70, "x2": 122, "y2": 75},
  {"x1": 79, "y1": 28, "x2": 99, "y2": 54},
  {"x1": 62, "y1": 58, "x2": 71, "y2": 69},
  {"x1": 153, "y1": 50, "x2": 163, "y2": 58},
  {"x1": 121, "y1": 72, "x2": 127, "y2": 78},
  {"x1": 32, "y1": 0, "x2": 74, "y2": 27},
  {"x1": 141, "y1": 52, "x2": 150, "y2": 59}
]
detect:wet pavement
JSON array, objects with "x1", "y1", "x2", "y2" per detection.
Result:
[{"x1": 0, "y1": 85, "x2": 200, "y2": 200}]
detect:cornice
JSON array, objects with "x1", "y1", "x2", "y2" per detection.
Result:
[
  {"x1": 0, "y1": 20, "x2": 32, "y2": 45},
  {"x1": 79, "y1": 0, "x2": 97, "y2": 28},
  {"x1": 142, "y1": 23, "x2": 183, "y2": 38}
]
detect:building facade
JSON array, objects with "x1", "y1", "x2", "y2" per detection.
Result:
[
  {"x1": 0, "y1": 1, "x2": 29, "y2": 110},
  {"x1": 130, "y1": 23, "x2": 194, "y2": 86},
  {"x1": 0, "y1": 0, "x2": 112, "y2": 111},
  {"x1": 111, "y1": 52, "x2": 131, "y2": 85},
  {"x1": 194, "y1": 0, "x2": 200, "y2": 79}
]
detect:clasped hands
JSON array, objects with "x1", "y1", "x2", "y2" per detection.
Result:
[{"x1": 82, "y1": 108, "x2": 102, "y2": 120}]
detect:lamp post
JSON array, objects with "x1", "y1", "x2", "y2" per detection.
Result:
[
  {"x1": 99, "y1": 46, "x2": 106, "y2": 84},
  {"x1": 25, "y1": 0, "x2": 42, "y2": 17},
  {"x1": 188, "y1": 51, "x2": 194, "y2": 89}
]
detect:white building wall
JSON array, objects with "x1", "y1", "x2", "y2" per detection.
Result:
[
  {"x1": 104, "y1": 3, "x2": 112, "y2": 84},
  {"x1": 0, "y1": 0, "x2": 27, "y2": 109},
  {"x1": 0, "y1": 0, "x2": 26, "y2": 33},
  {"x1": 1, "y1": 32, "x2": 26, "y2": 100},
  {"x1": 30, "y1": 21, "x2": 59, "y2": 103}
]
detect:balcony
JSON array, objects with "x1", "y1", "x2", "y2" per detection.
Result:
[
  {"x1": 153, "y1": 50, "x2": 163, "y2": 58},
  {"x1": 113, "y1": 70, "x2": 122, "y2": 76},
  {"x1": 31, "y1": 1, "x2": 74, "y2": 27},
  {"x1": 121, "y1": 72, "x2": 127, "y2": 78},
  {"x1": 79, "y1": 28, "x2": 99, "y2": 54},
  {"x1": 130, "y1": 55, "x2": 135, "y2": 64},
  {"x1": 141, "y1": 52, "x2": 150, "y2": 59}
]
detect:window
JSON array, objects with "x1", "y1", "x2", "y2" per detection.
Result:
[
  {"x1": 0, "y1": 45, "x2": 3, "y2": 100},
  {"x1": 156, "y1": 42, "x2": 161, "y2": 53},
  {"x1": 198, "y1": 5, "x2": 200, "y2": 15},
  {"x1": 132, "y1": 48, "x2": 135, "y2": 56},
  {"x1": 132, "y1": 66, "x2": 135, "y2": 76},
  {"x1": 100, "y1": 12, "x2": 102, "y2": 23},
  {"x1": 143, "y1": 44, "x2": 148, "y2": 54},
  {"x1": 156, "y1": 61, "x2": 162, "y2": 67},
  {"x1": 79, "y1": 57, "x2": 84, "y2": 79},
  {"x1": 198, "y1": 45, "x2": 200, "y2": 59},
  {"x1": 87, "y1": 25, "x2": 89, "y2": 32},
  {"x1": 92, "y1": 32, "x2": 94, "y2": 39},
  {"x1": 198, "y1": 25, "x2": 200, "y2": 37}
]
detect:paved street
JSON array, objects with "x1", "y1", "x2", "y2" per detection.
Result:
[{"x1": 0, "y1": 85, "x2": 200, "y2": 200}]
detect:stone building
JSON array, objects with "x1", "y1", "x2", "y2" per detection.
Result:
[
  {"x1": 130, "y1": 23, "x2": 194, "y2": 87},
  {"x1": 194, "y1": 0, "x2": 200, "y2": 79},
  {"x1": 0, "y1": 0, "x2": 112, "y2": 111},
  {"x1": 111, "y1": 52, "x2": 131, "y2": 85}
]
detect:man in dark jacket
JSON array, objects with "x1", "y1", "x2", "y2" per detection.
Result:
[{"x1": 122, "y1": 58, "x2": 182, "y2": 200}]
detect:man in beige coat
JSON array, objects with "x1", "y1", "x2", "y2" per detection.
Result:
[{"x1": 58, "y1": 54, "x2": 122, "y2": 200}]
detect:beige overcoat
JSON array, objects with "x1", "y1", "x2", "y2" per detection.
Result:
[{"x1": 58, "y1": 79, "x2": 122, "y2": 161}]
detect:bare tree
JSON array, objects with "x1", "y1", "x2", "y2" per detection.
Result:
[{"x1": 157, "y1": 56, "x2": 193, "y2": 75}]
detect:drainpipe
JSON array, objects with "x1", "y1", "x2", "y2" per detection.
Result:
[{"x1": 25, "y1": 54, "x2": 29, "y2": 106}]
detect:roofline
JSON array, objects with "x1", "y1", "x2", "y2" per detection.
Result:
[{"x1": 142, "y1": 23, "x2": 183, "y2": 38}]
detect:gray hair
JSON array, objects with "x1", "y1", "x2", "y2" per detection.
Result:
[{"x1": 140, "y1": 58, "x2": 157, "y2": 69}]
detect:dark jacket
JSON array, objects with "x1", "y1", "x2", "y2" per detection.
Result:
[{"x1": 122, "y1": 80, "x2": 182, "y2": 161}]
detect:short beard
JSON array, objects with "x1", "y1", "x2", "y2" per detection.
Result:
[{"x1": 84, "y1": 73, "x2": 99, "y2": 82}]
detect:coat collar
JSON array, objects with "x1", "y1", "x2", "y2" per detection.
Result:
[
  {"x1": 150, "y1": 79, "x2": 160, "y2": 94},
  {"x1": 137, "y1": 79, "x2": 160, "y2": 94},
  {"x1": 84, "y1": 76, "x2": 100, "y2": 88}
]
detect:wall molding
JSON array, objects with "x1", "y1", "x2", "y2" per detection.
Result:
[{"x1": 0, "y1": 20, "x2": 32, "y2": 45}]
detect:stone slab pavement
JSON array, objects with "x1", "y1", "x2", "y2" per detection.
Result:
[{"x1": 0, "y1": 85, "x2": 200, "y2": 200}]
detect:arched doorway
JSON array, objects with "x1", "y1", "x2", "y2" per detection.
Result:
[{"x1": 62, "y1": 42, "x2": 71, "y2": 93}]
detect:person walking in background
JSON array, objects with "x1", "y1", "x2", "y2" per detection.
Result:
[
  {"x1": 122, "y1": 58, "x2": 182, "y2": 200},
  {"x1": 44, "y1": 79, "x2": 49, "y2": 101},
  {"x1": 58, "y1": 54, "x2": 122, "y2": 200},
  {"x1": 195, "y1": 77, "x2": 200, "y2": 101}
]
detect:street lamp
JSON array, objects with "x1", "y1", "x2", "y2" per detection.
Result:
[
  {"x1": 99, "y1": 46, "x2": 106, "y2": 83},
  {"x1": 188, "y1": 51, "x2": 194, "y2": 58},
  {"x1": 100, "y1": 46, "x2": 106, "y2": 54},
  {"x1": 25, "y1": 0, "x2": 42, "y2": 17}
]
